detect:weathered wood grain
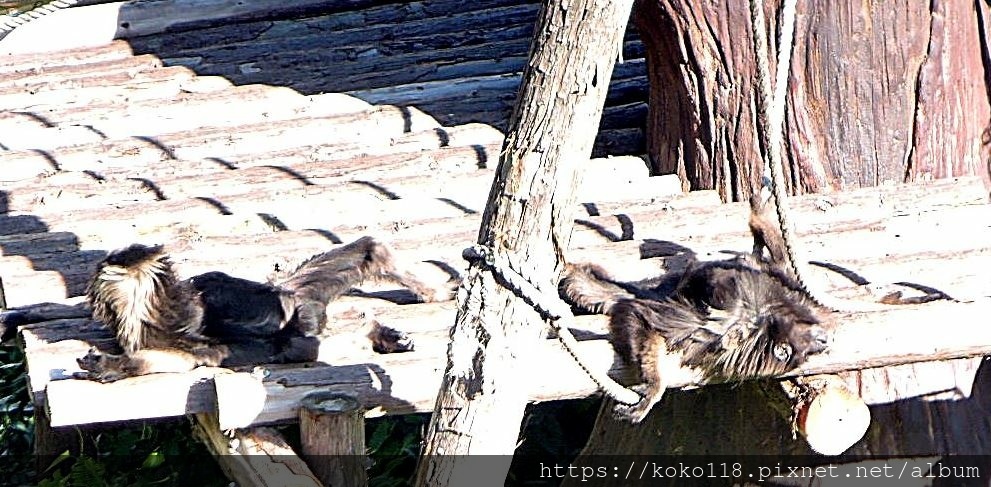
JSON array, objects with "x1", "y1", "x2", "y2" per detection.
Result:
[
  {"x1": 192, "y1": 413, "x2": 323, "y2": 487},
  {"x1": 0, "y1": 177, "x2": 983, "y2": 306},
  {"x1": 633, "y1": 0, "x2": 991, "y2": 198},
  {"x1": 30, "y1": 296, "x2": 991, "y2": 428}
]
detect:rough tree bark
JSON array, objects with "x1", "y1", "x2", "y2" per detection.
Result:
[
  {"x1": 413, "y1": 0, "x2": 634, "y2": 485},
  {"x1": 635, "y1": 0, "x2": 991, "y2": 200}
]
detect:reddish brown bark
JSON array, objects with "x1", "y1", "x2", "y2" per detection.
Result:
[{"x1": 635, "y1": 0, "x2": 991, "y2": 200}]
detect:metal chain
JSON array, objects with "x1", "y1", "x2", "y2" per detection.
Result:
[{"x1": 462, "y1": 244, "x2": 641, "y2": 406}]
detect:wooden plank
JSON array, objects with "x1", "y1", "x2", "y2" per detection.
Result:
[
  {"x1": 192, "y1": 413, "x2": 323, "y2": 487},
  {"x1": 0, "y1": 65, "x2": 200, "y2": 107},
  {"x1": 0, "y1": 152, "x2": 649, "y2": 221},
  {"x1": 1, "y1": 0, "x2": 408, "y2": 55},
  {"x1": 1, "y1": 123, "x2": 501, "y2": 189},
  {"x1": 0, "y1": 40, "x2": 134, "y2": 73},
  {"x1": 34, "y1": 297, "x2": 991, "y2": 428},
  {"x1": 0, "y1": 178, "x2": 983, "y2": 305},
  {"x1": 0, "y1": 54, "x2": 164, "y2": 88},
  {"x1": 0, "y1": 91, "x2": 372, "y2": 149},
  {"x1": 0, "y1": 72, "x2": 233, "y2": 112},
  {"x1": 0, "y1": 104, "x2": 441, "y2": 183}
]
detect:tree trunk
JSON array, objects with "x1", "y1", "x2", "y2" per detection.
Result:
[
  {"x1": 635, "y1": 0, "x2": 991, "y2": 200},
  {"x1": 413, "y1": 0, "x2": 634, "y2": 485}
]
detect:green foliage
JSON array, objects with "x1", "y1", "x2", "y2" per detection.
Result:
[
  {"x1": 1, "y1": 337, "x2": 226, "y2": 487},
  {"x1": 0, "y1": 342, "x2": 36, "y2": 486},
  {"x1": 32, "y1": 421, "x2": 228, "y2": 487},
  {"x1": 366, "y1": 413, "x2": 429, "y2": 487}
]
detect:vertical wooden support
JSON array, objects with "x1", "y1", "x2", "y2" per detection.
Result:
[
  {"x1": 192, "y1": 412, "x2": 322, "y2": 487},
  {"x1": 33, "y1": 408, "x2": 74, "y2": 473},
  {"x1": 414, "y1": 0, "x2": 634, "y2": 485},
  {"x1": 299, "y1": 392, "x2": 367, "y2": 487}
]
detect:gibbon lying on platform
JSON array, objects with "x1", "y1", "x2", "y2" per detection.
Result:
[
  {"x1": 560, "y1": 197, "x2": 830, "y2": 423},
  {"x1": 78, "y1": 236, "x2": 441, "y2": 382}
]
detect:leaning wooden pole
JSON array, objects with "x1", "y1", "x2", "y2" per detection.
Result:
[{"x1": 413, "y1": 0, "x2": 634, "y2": 485}]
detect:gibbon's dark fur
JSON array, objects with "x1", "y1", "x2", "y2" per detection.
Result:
[
  {"x1": 560, "y1": 197, "x2": 830, "y2": 423},
  {"x1": 79, "y1": 236, "x2": 436, "y2": 382}
]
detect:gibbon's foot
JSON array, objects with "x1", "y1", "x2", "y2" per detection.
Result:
[
  {"x1": 367, "y1": 321, "x2": 415, "y2": 354},
  {"x1": 75, "y1": 347, "x2": 129, "y2": 383},
  {"x1": 868, "y1": 283, "x2": 953, "y2": 306},
  {"x1": 612, "y1": 383, "x2": 661, "y2": 424},
  {"x1": 74, "y1": 346, "x2": 223, "y2": 383}
]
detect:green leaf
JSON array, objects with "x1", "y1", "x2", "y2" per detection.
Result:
[{"x1": 142, "y1": 451, "x2": 165, "y2": 469}]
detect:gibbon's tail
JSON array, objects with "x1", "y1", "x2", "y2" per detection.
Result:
[
  {"x1": 558, "y1": 263, "x2": 637, "y2": 314},
  {"x1": 87, "y1": 244, "x2": 204, "y2": 353}
]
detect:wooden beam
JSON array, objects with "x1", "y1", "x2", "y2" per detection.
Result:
[
  {"x1": 191, "y1": 412, "x2": 323, "y2": 487},
  {"x1": 34, "y1": 297, "x2": 991, "y2": 428}
]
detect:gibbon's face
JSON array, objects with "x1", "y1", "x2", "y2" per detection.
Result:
[{"x1": 767, "y1": 315, "x2": 829, "y2": 369}]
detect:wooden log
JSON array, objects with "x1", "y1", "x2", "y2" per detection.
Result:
[
  {"x1": 28, "y1": 297, "x2": 991, "y2": 428},
  {"x1": 134, "y1": 2, "x2": 543, "y2": 57},
  {"x1": 346, "y1": 66, "x2": 644, "y2": 109},
  {"x1": 0, "y1": 53, "x2": 164, "y2": 89},
  {"x1": 216, "y1": 38, "x2": 644, "y2": 93},
  {"x1": 780, "y1": 375, "x2": 871, "y2": 456},
  {"x1": 0, "y1": 90, "x2": 373, "y2": 150},
  {"x1": 1, "y1": 177, "x2": 984, "y2": 306},
  {"x1": 0, "y1": 65, "x2": 200, "y2": 107},
  {"x1": 0, "y1": 72, "x2": 233, "y2": 112},
  {"x1": 0, "y1": 105, "x2": 441, "y2": 183},
  {"x1": 1, "y1": 123, "x2": 501, "y2": 188},
  {"x1": 1, "y1": 152, "x2": 650, "y2": 227},
  {"x1": 298, "y1": 392, "x2": 367, "y2": 487},
  {"x1": 0, "y1": 40, "x2": 134, "y2": 73},
  {"x1": 0, "y1": 83, "x2": 360, "y2": 128},
  {"x1": 192, "y1": 412, "x2": 323, "y2": 487}
]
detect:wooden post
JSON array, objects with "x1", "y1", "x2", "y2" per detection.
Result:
[
  {"x1": 414, "y1": 0, "x2": 634, "y2": 485},
  {"x1": 781, "y1": 375, "x2": 870, "y2": 456},
  {"x1": 299, "y1": 392, "x2": 367, "y2": 487},
  {"x1": 192, "y1": 412, "x2": 323, "y2": 487},
  {"x1": 32, "y1": 408, "x2": 75, "y2": 474}
]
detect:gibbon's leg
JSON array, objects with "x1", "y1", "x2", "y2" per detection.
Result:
[
  {"x1": 363, "y1": 239, "x2": 448, "y2": 304},
  {"x1": 558, "y1": 263, "x2": 636, "y2": 314},
  {"x1": 366, "y1": 319, "x2": 415, "y2": 354},
  {"x1": 281, "y1": 237, "x2": 448, "y2": 337},
  {"x1": 75, "y1": 346, "x2": 225, "y2": 383},
  {"x1": 748, "y1": 194, "x2": 789, "y2": 266},
  {"x1": 608, "y1": 300, "x2": 673, "y2": 424}
]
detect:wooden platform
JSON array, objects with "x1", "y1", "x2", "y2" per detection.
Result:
[
  {"x1": 2, "y1": 0, "x2": 991, "y2": 441},
  {"x1": 11, "y1": 174, "x2": 991, "y2": 429}
]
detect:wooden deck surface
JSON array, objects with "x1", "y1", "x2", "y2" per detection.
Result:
[{"x1": 2, "y1": 0, "x2": 990, "y2": 433}]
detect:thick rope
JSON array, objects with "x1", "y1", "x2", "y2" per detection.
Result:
[
  {"x1": 462, "y1": 245, "x2": 641, "y2": 406},
  {"x1": 749, "y1": 0, "x2": 884, "y2": 313},
  {"x1": 0, "y1": 0, "x2": 80, "y2": 40}
]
